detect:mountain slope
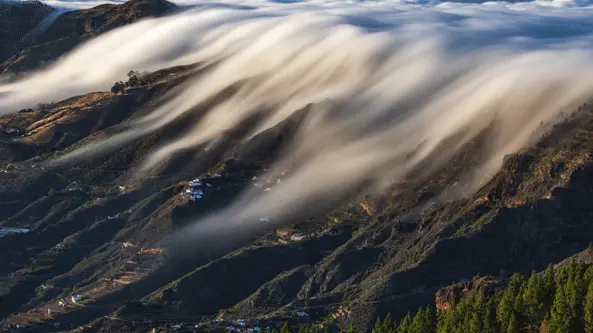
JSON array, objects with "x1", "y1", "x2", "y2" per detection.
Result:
[
  {"x1": 2, "y1": 1, "x2": 593, "y2": 332},
  {"x1": 0, "y1": 0, "x2": 55, "y2": 64},
  {"x1": 0, "y1": 0, "x2": 176, "y2": 76},
  {"x1": 1, "y1": 61, "x2": 593, "y2": 332}
]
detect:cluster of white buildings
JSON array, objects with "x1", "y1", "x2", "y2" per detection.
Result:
[
  {"x1": 228, "y1": 326, "x2": 265, "y2": 333},
  {"x1": 226, "y1": 319, "x2": 269, "y2": 333},
  {"x1": 223, "y1": 313, "x2": 309, "y2": 333},
  {"x1": 57, "y1": 294, "x2": 84, "y2": 307},
  {"x1": 186, "y1": 178, "x2": 212, "y2": 201},
  {"x1": 291, "y1": 233, "x2": 306, "y2": 241}
]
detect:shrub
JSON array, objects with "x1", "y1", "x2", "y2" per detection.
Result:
[
  {"x1": 126, "y1": 70, "x2": 145, "y2": 88},
  {"x1": 111, "y1": 81, "x2": 125, "y2": 94}
]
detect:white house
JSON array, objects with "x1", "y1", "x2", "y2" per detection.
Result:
[
  {"x1": 189, "y1": 179, "x2": 202, "y2": 187},
  {"x1": 0, "y1": 227, "x2": 30, "y2": 234},
  {"x1": 291, "y1": 233, "x2": 306, "y2": 241}
]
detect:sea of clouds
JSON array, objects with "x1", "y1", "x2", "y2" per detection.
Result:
[{"x1": 3, "y1": 0, "x2": 593, "y2": 244}]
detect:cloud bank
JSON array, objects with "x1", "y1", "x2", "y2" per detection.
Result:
[{"x1": 3, "y1": 0, "x2": 593, "y2": 244}]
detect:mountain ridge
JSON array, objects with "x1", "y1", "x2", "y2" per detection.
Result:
[{"x1": 0, "y1": 0, "x2": 176, "y2": 77}]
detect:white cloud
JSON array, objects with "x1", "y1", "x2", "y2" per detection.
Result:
[{"x1": 5, "y1": 0, "x2": 593, "y2": 244}]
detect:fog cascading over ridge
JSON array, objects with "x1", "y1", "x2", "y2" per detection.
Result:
[{"x1": 2, "y1": 2, "x2": 593, "y2": 246}]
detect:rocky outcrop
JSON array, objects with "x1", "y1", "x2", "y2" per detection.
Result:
[{"x1": 435, "y1": 276, "x2": 506, "y2": 311}]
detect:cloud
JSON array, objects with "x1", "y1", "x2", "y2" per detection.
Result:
[{"x1": 3, "y1": 0, "x2": 593, "y2": 244}]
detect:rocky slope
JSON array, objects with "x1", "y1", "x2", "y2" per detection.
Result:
[{"x1": 1, "y1": 1, "x2": 593, "y2": 332}]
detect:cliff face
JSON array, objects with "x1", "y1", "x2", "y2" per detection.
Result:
[{"x1": 434, "y1": 277, "x2": 505, "y2": 311}]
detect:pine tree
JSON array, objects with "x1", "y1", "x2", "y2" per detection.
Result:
[
  {"x1": 483, "y1": 299, "x2": 497, "y2": 333},
  {"x1": 281, "y1": 322, "x2": 291, "y2": 333},
  {"x1": 397, "y1": 313, "x2": 412, "y2": 333},
  {"x1": 424, "y1": 307, "x2": 436, "y2": 332},
  {"x1": 513, "y1": 281, "x2": 527, "y2": 330},
  {"x1": 347, "y1": 324, "x2": 359, "y2": 333},
  {"x1": 543, "y1": 264, "x2": 555, "y2": 314},
  {"x1": 382, "y1": 313, "x2": 393, "y2": 333},
  {"x1": 462, "y1": 309, "x2": 471, "y2": 333},
  {"x1": 514, "y1": 281, "x2": 526, "y2": 313},
  {"x1": 410, "y1": 308, "x2": 431, "y2": 333},
  {"x1": 523, "y1": 270, "x2": 547, "y2": 326},
  {"x1": 372, "y1": 317, "x2": 383, "y2": 333},
  {"x1": 469, "y1": 312, "x2": 481, "y2": 333},
  {"x1": 299, "y1": 325, "x2": 306, "y2": 333},
  {"x1": 567, "y1": 263, "x2": 586, "y2": 332},
  {"x1": 473, "y1": 292, "x2": 487, "y2": 317},
  {"x1": 585, "y1": 266, "x2": 593, "y2": 286},
  {"x1": 436, "y1": 310, "x2": 453, "y2": 333},
  {"x1": 585, "y1": 279, "x2": 593, "y2": 333},
  {"x1": 507, "y1": 312, "x2": 519, "y2": 333},
  {"x1": 498, "y1": 274, "x2": 523, "y2": 332},
  {"x1": 549, "y1": 277, "x2": 571, "y2": 333},
  {"x1": 556, "y1": 262, "x2": 570, "y2": 285}
]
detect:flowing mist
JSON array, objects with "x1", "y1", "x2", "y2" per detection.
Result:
[{"x1": 3, "y1": 0, "x2": 593, "y2": 245}]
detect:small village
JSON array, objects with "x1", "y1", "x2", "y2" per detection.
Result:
[
  {"x1": 131, "y1": 307, "x2": 351, "y2": 333},
  {"x1": 181, "y1": 170, "x2": 314, "y2": 244},
  {"x1": 183, "y1": 169, "x2": 290, "y2": 203},
  {"x1": 185, "y1": 177, "x2": 214, "y2": 201},
  {"x1": 0, "y1": 305, "x2": 354, "y2": 333}
]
